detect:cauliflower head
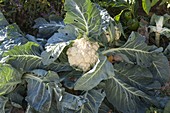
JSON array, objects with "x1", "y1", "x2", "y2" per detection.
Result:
[{"x1": 66, "y1": 38, "x2": 99, "y2": 72}]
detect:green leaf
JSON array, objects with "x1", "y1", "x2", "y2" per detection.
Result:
[
  {"x1": 114, "y1": 9, "x2": 125, "y2": 22},
  {"x1": 57, "y1": 92, "x2": 86, "y2": 112},
  {"x1": 151, "y1": 0, "x2": 159, "y2": 6},
  {"x1": 8, "y1": 84, "x2": 26, "y2": 107},
  {"x1": 164, "y1": 43, "x2": 170, "y2": 58},
  {"x1": 99, "y1": 61, "x2": 162, "y2": 113},
  {"x1": 0, "y1": 11, "x2": 9, "y2": 28},
  {"x1": 150, "y1": 14, "x2": 167, "y2": 27},
  {"x1": 41, "y1": 42, "x2": 70, "y2": 65},
  {"x1": 0, "y1": 96, "x2": 8, "y2": 113},
  {"x1": 102, "y1": 32, "x2": 170, "y2": 83},
  {"x1": 26, "y1": 102, "x2": 60, "y2": 113},
  {"x1": 24, "y1": 71, "x2": 61, "y2": 112},
  {"x1": 61, "y1": 70, "x2": 82, "y2": 89},
  {"x1": 0, "y1": 64, "x2": 22, "y2": 95},
  {"x1": 26, "y1": 105, "x2": 40, "y2": 113},
  {"x1": 33, "y1": 17, "x2": 64, "y2": 38},
  {"x1": 150, "y1": 14, "x2": 158, "y2": 25},
  {"x1": 58, "y1": 89, "x2": 105, "y2": 113},
  {"x1": 142, "y1": 0, "x2": 151, "y2": 15},
  {"x1": 114, "y1": 62, "x2": 156, "y2": 89},
  {"x1": 47, "y1": 25, "x2": 77, "y2": 44},
  {"x1": 149, "y1": 14, "x2": 170, "y2": 37},
  {"x1": 164, "y1": 100, "x2": 170, "y2": 113},
  {"x1": 2, "y1": 41, "x2": 72, "y2": 73},
  {"x1": 0, "y1": 23, "x2": 25, "y2": 42},
  {"x1": 46, "y1": 49, "x2": 73, "y2": 72},
  {"x1": 64, "y1": 0, "x2": 102, "y2": 37},
  {"x1": 153, "y1": 14, "x2": 164, "y2": 30},
  {"x1": 99, "y1": 102, "x2": 112, "y2": 113},
  {"x1": 99, "y1": 7, "x2": 111, "y2": 30},
  {"x1": 149, "y1": 54, "x2": 170, "y2": 84},
  {"x1": 0, "y1": 24, "x2": 27, "y2": 59},
  {"x1": 26, "y1": 80, "x2": 52, "y2": 112},
  {"x1": 101, "y1": 20, "x2": 125, "y2": 47},
  {"x1": 46, "y1": 62, "x2": 73, "y2": 72},
  {"x1": 163, "y1": 14, "x2": 170, "y2": 27},
  {"x1": 74, "y1": 55, "x2": 114, "y2": 91},
  {"x1": 103, "y1": 78, "x2": 155, "y2": 113},
  {"x1": 160, "y1": 0, "x2": 170, "y2": 5},
  {"x1": 77, "y1": 89, "x2": 106, "y2": 113},
  {"x1": 3, "y1": 42, "x2": 42, "y2": 72}
]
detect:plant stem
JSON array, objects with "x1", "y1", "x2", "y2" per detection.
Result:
[{"x1": 155, "y1": 32, "x2": 160, "y2": 47}]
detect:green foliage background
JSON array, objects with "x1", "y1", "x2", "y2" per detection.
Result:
[
  {"x1": 0, "y1": 0, "x2": 64, "y2": 35},
  {"x1": 1, "y1": 0, "x2": 169, "y2": 36}
]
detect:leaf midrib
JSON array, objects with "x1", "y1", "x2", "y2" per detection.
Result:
[
  {"x1": 75, "y1": 1, "x2": 89, "y2": 34},
  {"x1": 75, "y1": 57, "x2": 107, "y2": 89},
  {"x1": 0, "y1": 81, "x2": 21, "y2": 86},
  {"x1": 9, "y1": 54, "x2": 42, "y2": 59},
  {"x1": 102, "y1": 48, "x2": 151, "y2": 54},
  {"x1": 112, "y1": 77, "x2": 151, "y2": 100}
]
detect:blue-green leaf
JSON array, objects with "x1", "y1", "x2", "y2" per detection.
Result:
[
  {"x1": 74, "y1": 55, "x2": 114, "y2": 91},
  {"x1": 24, "y1": 71, "x2": 61, "y2": 112},
  {"x1": 0, "y1": 96, "x2": 8, "y2": 113},
  {"x1": 33, "y1": 17, "x2": 64, "y2": 38},
  {"x1": 102, "y1": 32, "x2": 170, "y2": 83},
  {"x1": 47, "y1": 25, "x2": 77, "y2": 44},
  {"x1": 103, "y1": 78, "x2": 155, "y2": 113},
  {"x1": 57, "y1": 89, "x2": 105, "y2": 113}
]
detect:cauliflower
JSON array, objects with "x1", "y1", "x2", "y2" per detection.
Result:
[{"x1": 67, "y1": 38, "x2": 99, "y2": 72}]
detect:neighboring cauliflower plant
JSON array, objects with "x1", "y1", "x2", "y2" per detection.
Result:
[{"x1": 67, "y1": 37, "x2": 99, "y2": 72}]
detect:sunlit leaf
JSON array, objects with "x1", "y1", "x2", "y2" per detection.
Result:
[
  {"x1": 0, "y1": 64, "x2": 22, "y2": 95},
  {"x1": 64, "y1": 0, "x2": 102, "y2": 37},
  {"x1": 142, "y1": 0, "x2": 151, "y2": 15},
  {"x1": 3, "y1": 42, "x2": 42, "y2": 72}
]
